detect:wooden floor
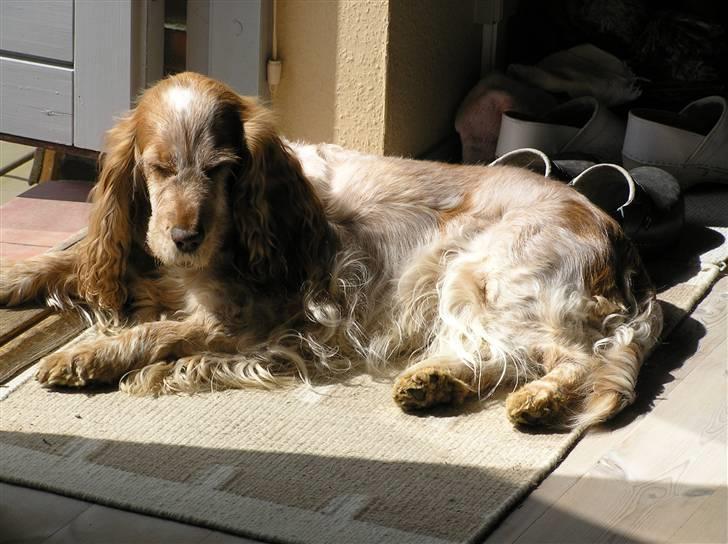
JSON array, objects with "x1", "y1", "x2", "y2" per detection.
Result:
[
  {"x1": 1, "y1": 276, "x2": 726, "y2": 543},
  {"x1": 487, "y1": 274, "x2": 728, "y2": 544}
]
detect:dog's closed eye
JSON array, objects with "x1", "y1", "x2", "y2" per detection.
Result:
[
  {"x1": 204, "y1": 164, "x2": 229, "y2": 179},
  {"x1": 203, "y1": 155, "x2": 239, "y2": 180},
  {"x1": 149, "y1": 163, "x2": 176, "y2": 178}
]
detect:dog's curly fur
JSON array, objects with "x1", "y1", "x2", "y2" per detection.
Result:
[{"x1": 0, "y1": 73, "x2": 662, "y2": 428}]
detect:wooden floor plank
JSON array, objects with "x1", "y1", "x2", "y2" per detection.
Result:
[
  {"x1": 0, "y1": 227, "x2": 88, "y2": 384},
  {"x1": 0, "y1": 306, "x2": 50, "y2": 345},
  {"x1": 43, "y1": 503, "x2": 212, "y2": 544},
  {"x1": 0, "y1": 312, "x2": 85, "y2": 383},
  {"x1": 0, "y1": 482, "x2": 263, "y2": 544},
  {"x1": 668, "y1": 487, "x2": 728, "y2": 544},
  {"x1": 535, "y1": 341, "x2": 724, "y2": 543},
  {"x1": 513, "y1": 331, "x2": 726, "y2": 543},
  {"x1": 0, "y1": 482, "x2": 93, "y2": 543},
  {"x1": 486, "y1": 277, "x2": 728, "y2": 543}
]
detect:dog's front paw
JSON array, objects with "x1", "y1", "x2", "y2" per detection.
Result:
[
  {"x1": 506, "y1": 381, "x2": 565, "y2": 426},
  {"x1": 393, "y1": 367, "x2": 472, "y2": 411},
  {"x1": 36, "y1": 347, "x2": 117, "y2": 387}
]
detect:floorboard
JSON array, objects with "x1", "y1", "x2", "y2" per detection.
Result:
[{"x1": 485, "y1": 275, "x2": 727, "y2": 544}]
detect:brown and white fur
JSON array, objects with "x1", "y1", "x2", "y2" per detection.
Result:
[{"x1": 0, "y1": 73, "x2": 662, "y2": 428}]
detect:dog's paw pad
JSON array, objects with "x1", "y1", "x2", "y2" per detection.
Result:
[
  {"x1": 506, "y1": 382, "x2": 565, "y2": 425},
  {"x1": 393, "y1": 367, "x2": 472, "y2": 411},
  {"x1": 36, "y1": 350, "x2": 103, "y2": 387}
]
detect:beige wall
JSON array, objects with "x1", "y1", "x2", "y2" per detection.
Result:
[
  {"x1": 385, "y1": 1, "x2": 482, "y2": 157},
  {"x1": 274, "y1": 1, "x2": 339, "y2": 145},
  {"x1": 274, "y1": 0, "x2": 480, "y2": 158},
  {"x1": 333, "y1": 0, "x2": 389, "y2": 153}
]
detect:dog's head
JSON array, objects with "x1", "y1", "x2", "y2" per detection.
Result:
[{"x1": 77, "y1": 72, "x2": 330, "y2": 313}]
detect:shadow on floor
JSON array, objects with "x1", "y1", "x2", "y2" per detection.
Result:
[
  {"x1": 603, "y1": 303, "x2": 706, "y2": 432},
  {"x1": 1, "y1": 430, "x2": 724, "y2": 544}
]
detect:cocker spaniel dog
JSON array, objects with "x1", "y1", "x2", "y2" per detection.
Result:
[{"x1": 0, "y1": 73, "x2": 662, "y2": 428}]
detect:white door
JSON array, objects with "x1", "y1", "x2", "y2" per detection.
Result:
[
  {"x1": 75, "y1": 0, "x2": 270, "y2": 151},
  {"x1": 0, "y1": 0, "x2": 271, "y2": 152}
]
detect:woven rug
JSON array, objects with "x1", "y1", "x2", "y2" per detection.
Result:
[{"x1": 1, "y1": 187, "x2": 726, "y2": 544}]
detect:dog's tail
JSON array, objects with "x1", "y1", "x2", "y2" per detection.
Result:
[{"x1": 572, "y1": 246, "x2": 663, "y2": 429}]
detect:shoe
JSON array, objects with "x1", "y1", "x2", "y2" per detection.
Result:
[
  {"x1": 489, "y1": 147, "x2": 607, "y2": 184},
  {"x1": 489, "y1": 148, "x2": 592, "y2": 183},
  {"x1": 622, "y1": 96, "x2": 728, "y2": 189},
  {"x1": 570, "y1": 164, "x2": 636, "y2": 220},
  {"x1": 495, "y1": 96, "x2": 626, "y2": 163},
  {"x1": 627, "y1": 167, "x2": 685, "y2": 254},
  {"x1": 570, "y1": 164, "x2": 684, "y2": 254},
  {"x1": 490, "y1": 150, "x2": 684, "y2": 253}
]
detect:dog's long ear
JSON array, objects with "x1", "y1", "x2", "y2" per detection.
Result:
[
  {"x1": 231, "y1": 98, "x2": 332, "y2": 291},
  {"x1": 76, "y1": 113, "x2": 139, "y2": 313}
]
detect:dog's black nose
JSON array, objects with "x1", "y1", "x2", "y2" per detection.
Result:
[{"x1": 171, "y1": 227, "x2": 204, "y2": 253}]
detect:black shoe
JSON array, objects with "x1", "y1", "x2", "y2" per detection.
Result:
[
  {"x1": 570, "y1": 164, "x2": 684, "y2": 254},
  {"x1": 490, "y1": 149, "x2": 684, "y2": 253}
]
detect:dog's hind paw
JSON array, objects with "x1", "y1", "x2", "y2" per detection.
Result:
[
  {"x1": 393, "y1": 366, "x2": 472, "y2": 411},
  {"x1": 506, "y1": 381, "x2": 566, "y2": 426}
]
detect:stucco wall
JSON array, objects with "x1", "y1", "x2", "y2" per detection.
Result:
[
  {"x1": 274, "y1": 1, "x2": 339, "y2": 145},
  {"x1": 384, "y1": 2, "x2": 482, "y2": 157},
  {"x1": 274, "y1": 0, "x2": 388, "y2": 153},
  {"x1": 333, "y1": 1, "x2": 389, "y2": 153},
  {"x1": 274, "y1": 1, "x2": 480, "y2": 157}
]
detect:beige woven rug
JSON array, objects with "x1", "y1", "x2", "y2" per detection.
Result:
[{"x1": 1, "y1": 188, "x2": 726, "y2": 544}]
